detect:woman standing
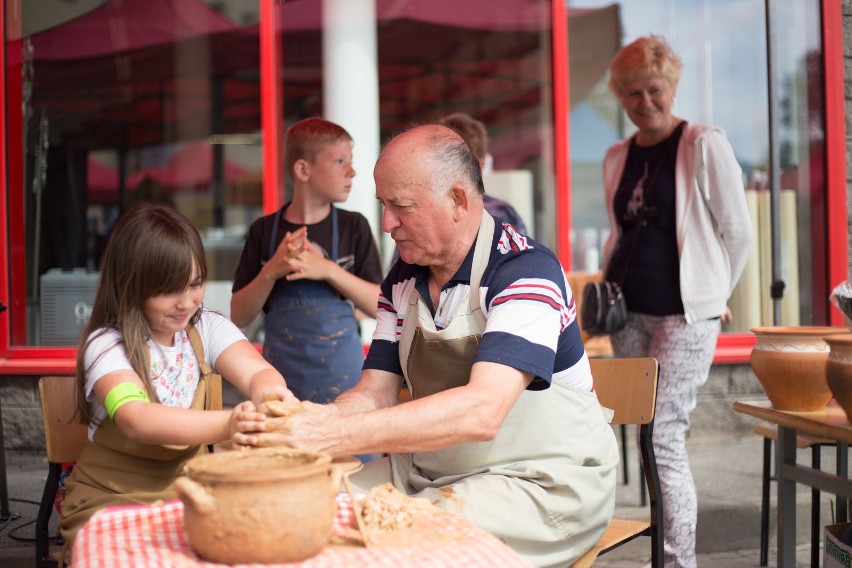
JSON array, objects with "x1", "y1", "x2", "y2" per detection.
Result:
[{"x1": 602, "y1": 35, "x2": 753, "y2": 567}]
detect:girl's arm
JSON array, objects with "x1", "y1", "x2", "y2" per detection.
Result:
[
  {"x1": 213, "y1": 338, "x2": 297, "y2": 406},
  {"x1": 93, "y1": 370, "x2": 267, "y2": 445}
]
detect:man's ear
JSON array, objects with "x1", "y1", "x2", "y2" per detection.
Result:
[
  {"x1": 293, "y1": 159, "x2": 310, "y2": 182},
  {"x1": 449, "y1": 184, "x2": 470, "y2": 221}
]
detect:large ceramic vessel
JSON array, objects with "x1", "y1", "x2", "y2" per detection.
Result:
[
  {"x1": 174, "y1": 447, "x2": 341, "y2": 564},
  {"x1": 750, "y1": 326, "x2": 848, "y2": 411},
  {"x1": 826, "y1": 333, "x2": 852, "y2": 420}
]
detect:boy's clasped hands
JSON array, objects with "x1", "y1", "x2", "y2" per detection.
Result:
[{"x1": 264, "y1": 225, "x2": 338, "y2": 283}]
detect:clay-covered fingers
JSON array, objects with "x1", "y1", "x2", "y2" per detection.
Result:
[{"x1": 229, "y1": 401, "x2": 269, "y2": 448}]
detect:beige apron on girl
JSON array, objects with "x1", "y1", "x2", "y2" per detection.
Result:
[
  {"x1": 351, "y1": 213, "x2": 619, "y2": 567},
  {"x1": 60, "y1": 324, "x2": 222, "y2": 561}
]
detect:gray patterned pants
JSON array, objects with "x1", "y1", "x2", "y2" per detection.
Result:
[{"x1": 611, "y1": 312, "x2": 720, "y2": 568}]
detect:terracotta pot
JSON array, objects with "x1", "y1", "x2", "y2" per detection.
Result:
[
  {"x1": 173, "y1": 447, "x2": 342, "y2": 564},
  {"x1": 750, "y1": 326, "x2": 848, "y2": 411},
  {"x1": 826, "y1": 333, "x2": 852, "y2": 420}
]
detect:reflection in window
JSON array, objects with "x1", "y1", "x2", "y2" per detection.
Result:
[
  {"x1": 567, "y1": 0, "x2": 827, "y2": 331},
  {"x1": 9, "y1": 0, "x2": 262, "y2": 345}
]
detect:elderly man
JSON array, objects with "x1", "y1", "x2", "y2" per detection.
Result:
[{"x1": 255, "y1": 124, "x2": 618, "y2": 567}]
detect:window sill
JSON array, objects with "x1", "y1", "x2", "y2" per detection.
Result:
[{"x1": 0, "y1": 334, "x2": 757, "y2": 376}]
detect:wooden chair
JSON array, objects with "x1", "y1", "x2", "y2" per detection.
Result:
[
  {"x1": 572, "y1": 357, "x2": 663, "y2": 568},
  {"x1": 36, "y1": 376, "x2": 87, "y2": 568}
]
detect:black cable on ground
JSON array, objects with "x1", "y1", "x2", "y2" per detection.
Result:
[{"x1": 1, "y1": 497, "x2": 56, "y2": 543}]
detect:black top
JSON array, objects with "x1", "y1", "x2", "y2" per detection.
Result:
[
  {"x1": 232, "y1": 205, "x2": 383, "y2": 311},
  {"x1": 608, "y1": 123, "x2": 685, "y2": 316}
]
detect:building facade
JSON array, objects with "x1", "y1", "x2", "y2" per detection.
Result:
[{"x1": 0, "y1": 0, "x2": 848, "y2": 449}]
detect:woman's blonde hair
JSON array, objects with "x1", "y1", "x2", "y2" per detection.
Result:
[
  {"x1": 607, "y1": 34, "x2": 683, "y2": 96},
  {"x1": 75, "y1": 203, "x2": 207, "y2": 424}
]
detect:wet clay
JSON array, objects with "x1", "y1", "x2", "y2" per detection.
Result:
[
  {"x1": 254, "y1": 400, "x2": 317, "y2": 447},
  {"x1": 174, "y1": 447, "x2": 341, "y2": 564}
]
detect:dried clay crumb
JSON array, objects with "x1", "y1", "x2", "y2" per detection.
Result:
[{"x1": 355, "y1": 483, "x2": 459, "y2": 550}]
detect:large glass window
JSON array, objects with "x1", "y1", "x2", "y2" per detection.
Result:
[
  {"x1": 567, "y1": 0, "x2": 828, "y2": 332},
  {"x1": 6, "y1": 0, "x2": 262, "y2": 346},
  {"x1": 275, "y1": 0, "x2": 561, "y2": 261}
]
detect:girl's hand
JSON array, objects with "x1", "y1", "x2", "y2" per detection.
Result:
[
  {"x1": 229, "y1": 401, "x2": 268, "y2": 450},
  {"x1": 254, "y1": 385, "x2": 299, "y2": 407}
]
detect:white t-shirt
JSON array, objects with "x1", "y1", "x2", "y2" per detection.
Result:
[{"x1": 83, "y1": 310, "x2": 246, "y2": 440}]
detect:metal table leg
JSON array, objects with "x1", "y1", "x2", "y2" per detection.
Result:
[
  {"x1": 839, "y1": 442, "x2": 849, "y2": 523},
  {"x1": 0, "y1": 397, "x2": 10, "y2": 521},
  {"x1": 776, "y1": 425, "x2": 797, "y2": 568}
]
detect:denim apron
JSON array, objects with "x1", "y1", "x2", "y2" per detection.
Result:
[
  {"x1": 261, "y1": 205, "x2": 363, "y2": 404},
  {"x1": 350, "y1": 212, "x2": 618, "y2": 567}
]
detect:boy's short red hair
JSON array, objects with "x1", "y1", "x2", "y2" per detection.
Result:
[{"x1": 284, "y1": 117, "x2": 352, "y2": 182}]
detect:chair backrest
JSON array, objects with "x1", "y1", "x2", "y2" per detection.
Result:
[
  {"x1": 572, "y1": 357, "x2": 663, "y2": 568},
  {"x1": 589, "y1": 357, "x2": 658, "y2": 426},
  {"x1": 38, "y1": 376, "x2": 87, "y2": 464}
]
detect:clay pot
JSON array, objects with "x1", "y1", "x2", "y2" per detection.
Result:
[
  {"x1": 173, "y1": 447, "x2": 342, "y2": 564},
  {"x1": 750, "y1": 326, "x2": 849, "y2": 411},
  {"x1": 826, "y1": 333, "x2": 852, "y2": 420}
]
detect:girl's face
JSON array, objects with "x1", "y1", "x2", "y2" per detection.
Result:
[{"x1": 143, "y1": 263, "x2": 205, "y2": 346}]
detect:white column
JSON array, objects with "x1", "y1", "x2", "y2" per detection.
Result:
[{"x1": 322, "y1": 0, "x2": 382, "y2": 248}]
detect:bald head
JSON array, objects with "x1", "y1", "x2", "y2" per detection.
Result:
[{"x1": 376, "y1": 125, "x2": 485, "y2": 199}]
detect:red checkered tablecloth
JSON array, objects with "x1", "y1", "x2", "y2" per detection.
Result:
[{"x1": 70, "y1": 492, "x2": 531, "y2": 567}]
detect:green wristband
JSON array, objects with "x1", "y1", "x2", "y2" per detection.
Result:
[{"x1": 104, "y1": 383, "x2": 150, "y2": 420}]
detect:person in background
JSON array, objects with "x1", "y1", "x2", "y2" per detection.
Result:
[
  {"x1": 230, "y1": 117, "x2": 383, "y2": 405},
  {"x1": 239, "y1": 124, "x2": 619, "y2": 568},
  {"x1": 602, "y1": 35, "x2": 753, "y2": 567},
  {"x1": 440, "y1": 112, "x2": 529, "y2": 234},
  {"x1": 60, "y1": 203, "x2": 294, "y2": 560}
]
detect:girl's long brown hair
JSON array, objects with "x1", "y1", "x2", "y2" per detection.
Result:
[{"x1": 75, "y1": 203, "x2": 207, "y2": 424}]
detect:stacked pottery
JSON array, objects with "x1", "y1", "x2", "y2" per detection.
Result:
[
  {"x1": 750, "y1": 326, "x2": 848, "y2": 411},
  {"x1": 825, "y1": 333, "x2": 852, "y2": 420}
]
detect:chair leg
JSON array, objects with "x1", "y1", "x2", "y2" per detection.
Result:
[
  {"x1": 811, "y1": 446, "x2": 821, "y2": 568},
  {"x1": 620, "y1": 423, "x2": 629, "y2": 485},
  {"x1": 759, "y1": 437, "x2": 771, "y2": 567},
  {"x1": 36, "y1": 463, "x2": 61, "y2": 568}
]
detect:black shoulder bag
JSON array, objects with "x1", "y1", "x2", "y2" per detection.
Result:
[{"x1": 581, "y1": 122, "x2": 685, "y2": 337}]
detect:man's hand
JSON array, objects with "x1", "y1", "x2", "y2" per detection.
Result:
[
  {"x1": 262, "y1": 226, "x2": 309, "y2": 280},
  {"x1": 260, "y1": 402, "x2": 344, "y2": 455}
]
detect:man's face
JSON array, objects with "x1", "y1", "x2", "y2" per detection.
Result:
[{"x1": 375, "y1": 158, "x2": 454, "y2": 267}]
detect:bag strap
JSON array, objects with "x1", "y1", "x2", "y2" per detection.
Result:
[
  {"x1": 610, "y1": 120, "x2": 685, "y2": 285},
  {"x1": 186, "y1": 322, "x2": 222, "y2": 411}
]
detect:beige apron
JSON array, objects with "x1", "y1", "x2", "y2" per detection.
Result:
[
  {"x1": 351, "y1": 212, "x2": 619, "y2": 568},
  {"x1": 60, "y1": 324, "x2": 222, "y2": 560}
]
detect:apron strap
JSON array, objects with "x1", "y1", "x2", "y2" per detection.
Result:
[
  {"x1": 185, "y1": 323, "x2": 221, "y2": 411},
  {"x1": 267, "y1": 205, "x2": 286, "y2": 262},
  {"x1": 468, "y1": 211, "x2": 495, "y2": 313}
]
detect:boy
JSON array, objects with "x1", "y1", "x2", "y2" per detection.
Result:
[{"x1": 231, "y1": 117, "x2": 382, "y2": 404}]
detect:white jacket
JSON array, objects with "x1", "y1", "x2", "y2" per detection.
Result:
[{"x1": 601, "y1": 121, "x2": 754, "y2": 323}]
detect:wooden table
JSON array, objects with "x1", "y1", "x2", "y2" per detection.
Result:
[
  {"x1": 733, "y1": 399, "x2": 851, "y2": 567},
  {"x1": 71, "y1": 492, "x2": 533, "y2": 567}
]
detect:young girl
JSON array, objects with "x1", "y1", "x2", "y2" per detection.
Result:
[{"x1": 59, "y1": 203, "x2": 295, "y2": 559}]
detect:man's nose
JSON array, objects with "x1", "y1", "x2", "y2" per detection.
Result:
[{"x1": 381, "y1": 207, "x2": 399, "y2": 234}]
